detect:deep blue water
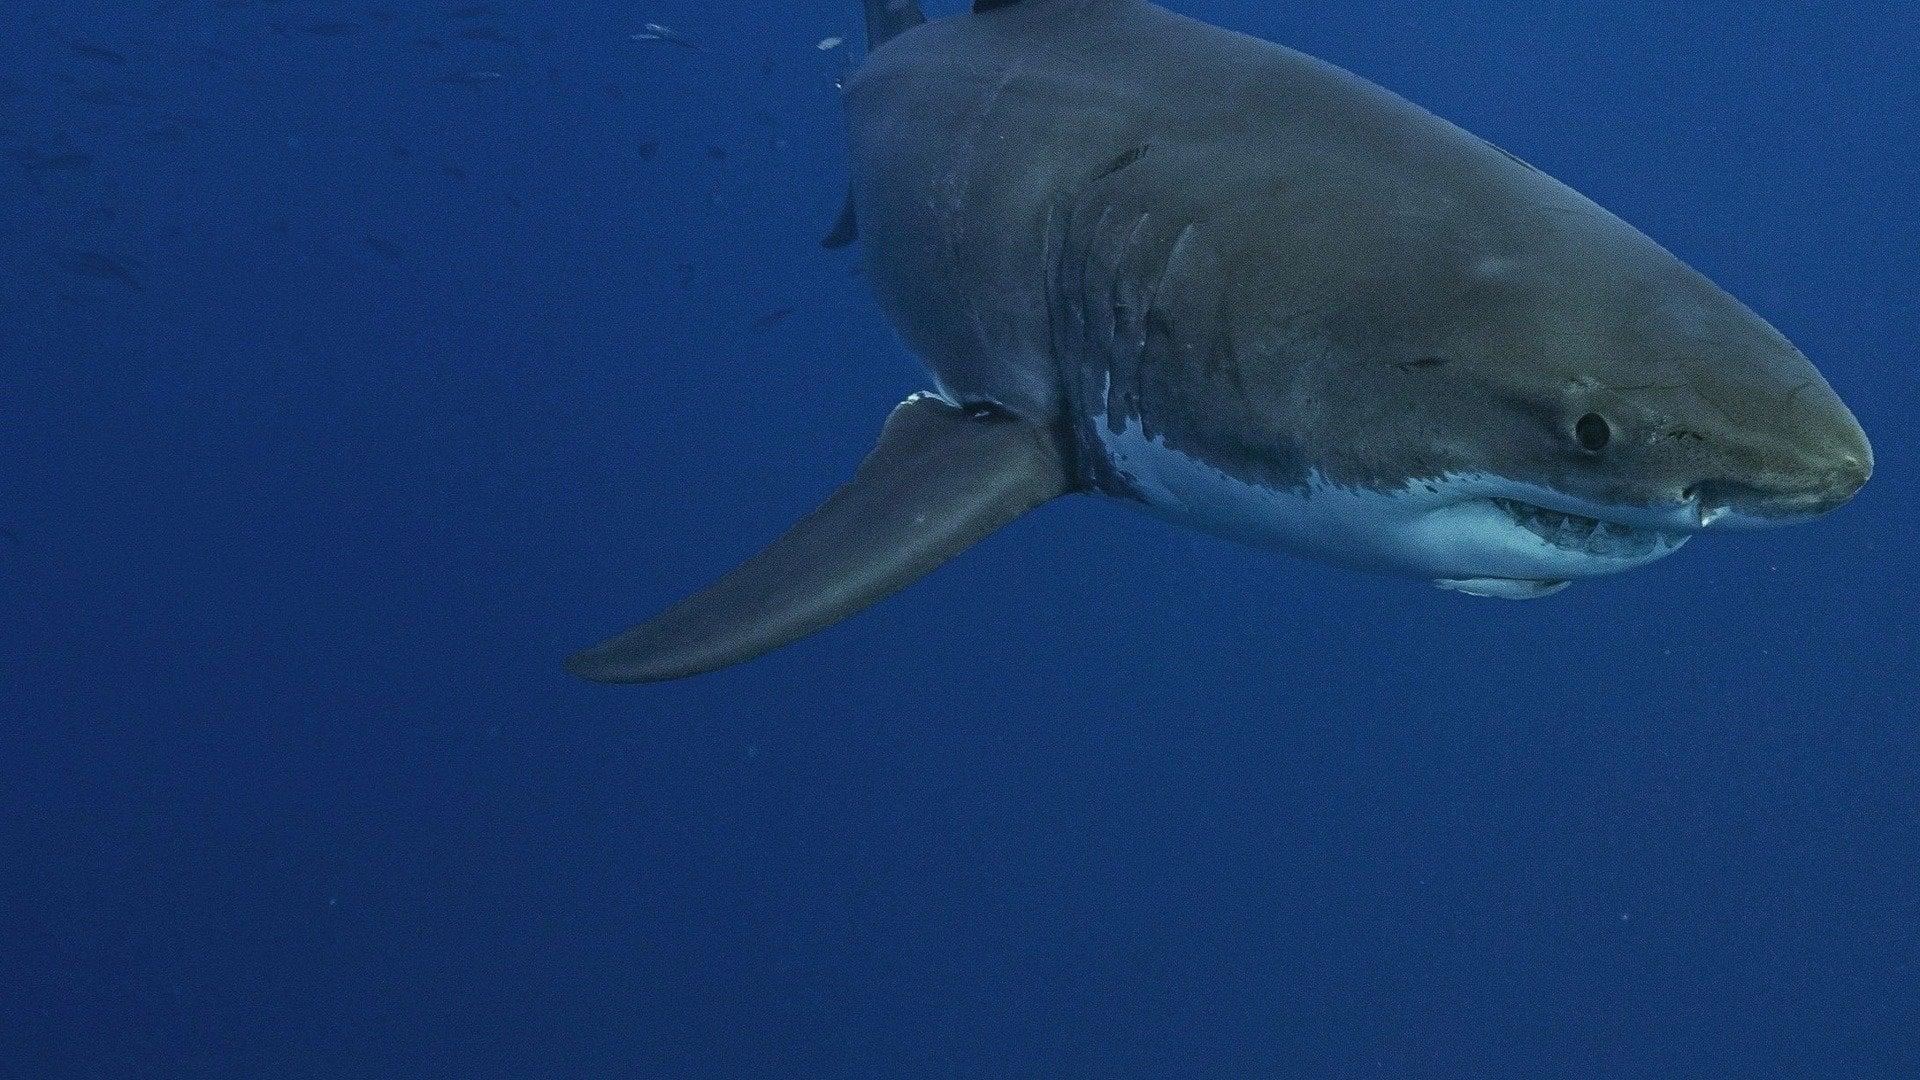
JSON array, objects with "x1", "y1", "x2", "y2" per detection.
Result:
[{"x1": 3, "y1": 2, "x2": 1916, "y2": 1076}]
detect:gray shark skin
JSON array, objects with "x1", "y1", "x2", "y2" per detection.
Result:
[{"x1": 568, "y1": 0, "x2": 1871, "y2": 682}]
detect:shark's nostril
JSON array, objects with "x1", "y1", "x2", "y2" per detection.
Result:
[
  {"x1": 1820, "y1": 469, "x2": 1869, "y2": 514},
  {"x1": 1831, "y1": 452, "x2": 1871, "y2": 496}
]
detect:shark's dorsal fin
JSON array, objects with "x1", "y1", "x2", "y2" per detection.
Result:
[
  {"x1": 863, "y1": 0, "x2": 927, "y2": 49},
  {"x1": 567, "y1": 394, "x2": 1070, "y2": 683}
]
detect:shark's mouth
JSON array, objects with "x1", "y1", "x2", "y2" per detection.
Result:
[{"x1": 1488, "y1": 497, "x2": 1689, "y2": 560}]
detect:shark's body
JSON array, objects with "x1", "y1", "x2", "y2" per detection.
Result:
[{"x1": 569, "y1": 0, "x2": 1871, "y2": 682}]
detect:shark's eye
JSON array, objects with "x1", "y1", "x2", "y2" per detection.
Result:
[{"x1": 1575, "y1": 413, "x2": 1613, "y2": 453}]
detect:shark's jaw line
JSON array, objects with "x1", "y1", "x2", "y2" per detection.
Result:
[
  {"x1": 1095, "y1": 415, "x2": 1695, "y2": 597},
  {"x1": 1484, "y1": 496, "x2": 1691, "y2": 561}
]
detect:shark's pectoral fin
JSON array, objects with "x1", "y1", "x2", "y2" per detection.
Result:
[{"x1": 567, "y1": 393, "x2": 1071, "y2": 684}]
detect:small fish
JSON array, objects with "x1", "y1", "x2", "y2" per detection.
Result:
[
  {"x1": 751, "y1": 307, "x2": 796, "y2": 331},
  {"x1": 706, "y1": 145, "x2": 728, "y2": 161},
  {"x1": 441, "y1": 162, "x2": 470, "y2": 181},
  {"x1": 459, "y1": 26, "x2": 515, "y2": 44},
  {"x1": 0, "y1": 525, "x2": 21, "y2": 547},
  {"x1": 636, "y1": 140, "x2": 659, "y2": 162},
  {"x1": 817, "y1": 36, "x2": 844, "y2": 51},
  {"x1": 61, "y1": 252, "x2": 145, "y2": 291},
  {"x1": 630, "y1": 23, "x2": 695, "y2": 49},
  {"x1": 67, "y1": 42, "x2": 130, "y2": 65},
  {"x1": 437, "y1": 70, "x2": 504, "y2": 84}
]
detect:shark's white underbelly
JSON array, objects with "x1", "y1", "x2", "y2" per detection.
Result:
[{"x1": 1093, "y1": 408, "x2": 1690, "y2": 594}]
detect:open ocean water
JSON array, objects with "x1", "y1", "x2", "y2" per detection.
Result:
[{"x1": 2, "y1": 1, "x2": 1916, "y2": 1077}]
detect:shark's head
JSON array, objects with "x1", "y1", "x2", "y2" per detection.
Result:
[{"x1": 1099, "y1": 146, "x2": 1872, "y2": 599}]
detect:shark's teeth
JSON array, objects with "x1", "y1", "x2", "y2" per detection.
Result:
[{"x1": 1489, "y1": 497, "x2": 1685, "y2": 559}]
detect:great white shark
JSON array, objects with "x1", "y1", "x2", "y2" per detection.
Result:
[{"x1": 568, "y1": 0, "x2": 1872, "y2": 683}]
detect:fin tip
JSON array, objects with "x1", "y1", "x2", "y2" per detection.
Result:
[{"x1": 564, "y1": 646, "x2": 650, "y2": 684}]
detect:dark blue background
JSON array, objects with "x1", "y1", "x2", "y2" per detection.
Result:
[{"x1": 3, "y1": 2, "x2": 1915, "y2": 1076}]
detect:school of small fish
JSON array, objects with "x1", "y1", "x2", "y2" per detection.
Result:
[{"x1": 3, "y1": 4, "x2": 850, "y2": 339}]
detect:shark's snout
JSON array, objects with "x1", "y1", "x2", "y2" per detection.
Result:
[{"x1": 1693, "y1": 428, "x2": 1872, "y2": 527}]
